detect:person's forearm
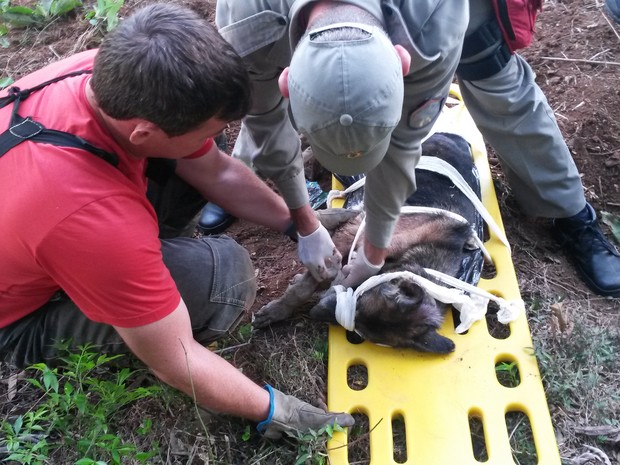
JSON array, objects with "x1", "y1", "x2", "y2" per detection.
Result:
[
  {"x1": 115, "y1": 308, "x2": 271, "y2": 422},
  {"x1": 155, "y1": 339, "x2": 270, "y2": 422},
  {"x1": 214, "y1": 161, "x2": 291, "y2": 232},
  {"x1": 176, "y1": 152, "x2": 291, "y2": 233}
]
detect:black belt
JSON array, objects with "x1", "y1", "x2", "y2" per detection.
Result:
[{"x1": 457, "y1": 19, "x2": 513, "y2": 81}]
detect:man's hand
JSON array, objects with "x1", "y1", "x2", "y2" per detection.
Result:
[
  {"x1": 258, "y1": 385, "x2": 355, "y2": 440},
  {"x1": 297, "y1": 224, "x2": 342, "y2": 281},
  {"x1": 338, "y1": 246, "x2": 384, "y2": 288}
]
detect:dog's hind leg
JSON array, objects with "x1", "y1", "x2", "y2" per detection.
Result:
[{"x1": 253, "y1": 271, "x2": 323, "y2": 328}]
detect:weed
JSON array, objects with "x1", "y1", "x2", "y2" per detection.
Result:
[
  {"x1": 0, "y1": 344, "x2": 162, "y2": 464},
  {"x1": 0, "y1": 0, "x2": 82, "y2": 28},
  {"x1": 237, "y1": 322, "x2": 253, "y2": 343},
  {"x1": 292, "y1": 422, "x2": 345, "y2": 465},
  {"x1": 311, "y1": 337, "x2": 328, "y2": 363},
  {"x1": 495, "y1": 360, "x2": 520, "y2": 387},
  {"x1": 535, "y1": 315, "x2": 620, "y2": 424},
  {"x1": 84, "y1": 0, "x2": 123, "y2": 32}
]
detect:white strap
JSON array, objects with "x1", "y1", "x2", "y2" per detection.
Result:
[
  {"x1": 333, "y1": 270, "x2": 524, "y2": 334},
  {"x1": 417, "y1": 156, "x2": 510, "y2": 251},
  {"x1": 327, "y1": 156, "x2": 509, "y2": 253},
  {"x1": 327, "y1": 177, "x2": 366, "y2": 209}
]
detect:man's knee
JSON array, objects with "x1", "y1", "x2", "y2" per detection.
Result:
[{"x1": 161, "y1": 236, "x2": 257, "y2": 343}]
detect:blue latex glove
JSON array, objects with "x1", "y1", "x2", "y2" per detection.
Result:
[{"x1": 297, "y1": 224, "x2": 342, "y2": 281}]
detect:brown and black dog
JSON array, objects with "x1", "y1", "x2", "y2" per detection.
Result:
[{"x1": 253, "y1": 133, "x2": 485, "y2": 353}]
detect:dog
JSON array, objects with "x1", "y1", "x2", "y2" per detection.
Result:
[{"x1": 253, "y1": 133, "x2": 485, "y2": 354}]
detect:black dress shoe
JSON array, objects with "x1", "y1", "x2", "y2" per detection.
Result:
[
  {"x1": 197, "y1": 202, "x2": 235, "y2": 235},
  {"x1": 552, "y1": 204, "x2": 620, "y2": 297}
]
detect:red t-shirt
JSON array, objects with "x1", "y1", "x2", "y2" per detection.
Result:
[{"x1": 0, "y1": 50, "x2": 213, "y2": 328}]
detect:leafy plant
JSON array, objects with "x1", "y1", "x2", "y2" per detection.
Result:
[
  {"x1": 601, "y1": 210, "x2": 620, "y2": 245},
  {"x1": 0, "y1": 75, "x2": 13, "y2": 88},
  {"x1": 0, "y1": 344, "x2": 162, "y2": 464},
  {"x1": 292, "y1": 422, "x2": 345, "y2": 465},
  {"x1": 495, "y1": 360, "x2": 520, "y2": 387},
  {"x1": 0, "y1": 0, "x2": 82, "y2": 28},
  {"x1": 84, "y1": 0, "x2": 123, "y2": 32}
]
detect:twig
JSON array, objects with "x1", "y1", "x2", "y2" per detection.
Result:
[
  {"x1": 540, "y1": 56, "x2": 620, "y2": 66},
  {"x1": 212, "y1": 341, "x2": 252, "y2": 354},
  {"x1": 328, "y1": 417, "x2": 384, "y2": 451},
  {"x1": 602, "y1": 10, "x2": 620, "y2": 41},
  {"x1": 179, "y1": 338, "x2": 215, "y2": 464}
]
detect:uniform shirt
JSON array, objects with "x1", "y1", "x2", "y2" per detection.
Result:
[
  {"x1": 0, "y1": 50, "x2": 213, "y2": 328},
  {"x1": 216, "y1": 0, "x2": 467, "y2": 248}
]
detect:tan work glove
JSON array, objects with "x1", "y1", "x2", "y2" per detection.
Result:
[{"x1": 257, "y1": 385, "x2": 354, "y2": 440}]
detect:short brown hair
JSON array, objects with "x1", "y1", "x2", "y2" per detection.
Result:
[{"x1": 91, "y1": 3, "x2": 251, "y2": 136}]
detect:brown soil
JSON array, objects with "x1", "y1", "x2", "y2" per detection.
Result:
[{"x1": 1, "y1": 0, "x2": 619, "y2": 464}]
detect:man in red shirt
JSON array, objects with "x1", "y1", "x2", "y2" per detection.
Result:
[{"x1": 0, "y1": 3, "x2": 352, "y2": 440}]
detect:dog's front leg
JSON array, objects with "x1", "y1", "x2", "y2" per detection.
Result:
[{"x1": 253, "y1": 271, "x2": 324, "y2": 328}]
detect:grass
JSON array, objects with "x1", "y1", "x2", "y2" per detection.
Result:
[{"x1": 0, "y1": 345, "x2": 163, "y2": 464}]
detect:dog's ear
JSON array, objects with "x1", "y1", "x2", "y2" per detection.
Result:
[
  {"x1": 309, "y1": 289, "x2": 338, "y2": 323},
  {"x1": 409, "y1": 327, "x2": 455, "y2": 354}
]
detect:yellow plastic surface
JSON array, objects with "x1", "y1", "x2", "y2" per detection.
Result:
[{"x1": 327, "y1": 85, "x2": 561, "y2": 465}]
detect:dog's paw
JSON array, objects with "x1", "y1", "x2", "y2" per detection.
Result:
[{"x1": 252, "y1": 299, "x2": 295, "y2": 329}]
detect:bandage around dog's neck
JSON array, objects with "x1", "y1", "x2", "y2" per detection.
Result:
[{"x1": 333, "y1": 270, "x2": 524, "y2": 335}]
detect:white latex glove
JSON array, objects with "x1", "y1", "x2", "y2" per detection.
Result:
[
  {"x1": 297, "y1": 224, "x2": 342, "y2": 281},
  {"x1": 340, "y1": 246, "x2": 384, "y2": 288}
]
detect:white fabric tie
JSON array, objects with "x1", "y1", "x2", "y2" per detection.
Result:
[{"x1": 333, "y1": 270, "x2": 524, "y2": 334}]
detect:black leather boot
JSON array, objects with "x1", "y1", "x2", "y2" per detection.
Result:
[{"x1": 552, "y1": 204, "x2": 620, "y2": 297}]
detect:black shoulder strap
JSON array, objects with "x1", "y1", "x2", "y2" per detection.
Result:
[{"x1": 0, "y1": 70, "x2": 119, "y2": 167}]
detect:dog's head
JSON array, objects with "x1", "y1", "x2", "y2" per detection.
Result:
[{"x1": 309, "y1": 277, "x2": 455, "y2": 354}]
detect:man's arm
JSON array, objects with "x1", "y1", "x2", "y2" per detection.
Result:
[
  {"x1": 177, "y1": 143, "x2": 340, "y2": 280},
  {"x1": 175, "y1": 143, "x2": 291, "y2": 233},
  {"x1": 114, "y1": 299, "x2": 355, "y2": 436},
  {"x1": 115, "y1": 299, "x2": 270, "y2": 420}
]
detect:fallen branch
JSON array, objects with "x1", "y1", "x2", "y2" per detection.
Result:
[
  {"x1": 541, "y1": 56, "x2": 620, "y2": 66},
  {"x1": 574, "y1": 425, "x2": 620, "y2": 444}
]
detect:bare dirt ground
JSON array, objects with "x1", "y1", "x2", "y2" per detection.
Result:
[{"x1": 1, "y1": 0, "x2": 619, "y2": 464}]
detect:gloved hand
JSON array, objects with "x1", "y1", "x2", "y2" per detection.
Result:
[
  {"x1": 298, "y1": 224, "x2": 342, "y2": 281},
  {"x1": 257, "y1": 385, "x2": 355, "y2": 440},
  {"x1": 339, "y1": 246, "x2": 384, "y2": 288}
]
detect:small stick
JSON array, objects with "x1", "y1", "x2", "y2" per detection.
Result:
[{"x1": 540, "y1": 56, "x2": 620, "y2": 66}]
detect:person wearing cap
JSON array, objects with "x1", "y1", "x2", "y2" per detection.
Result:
[
  {"x1": 216, "y1": 0, "x2": 466, "y2": 286},
  {"x1": 0, "y1": 3, "x2": 353, "y2": 441},
  {"x1": 216, "y1": 0, "x2": 620, "y2": 297}
]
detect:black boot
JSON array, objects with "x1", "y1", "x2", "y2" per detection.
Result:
[{"x1": 552, "y1": 204, "x2": 620, "y2": 297}]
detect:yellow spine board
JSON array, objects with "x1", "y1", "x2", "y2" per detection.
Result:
[{"x1": 327, "y1": 85, "x2": 561, "y2": 465}]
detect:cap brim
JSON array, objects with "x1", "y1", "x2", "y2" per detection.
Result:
[{"x1": 311, "y1": 134, "x2": 391, "y2": 176}]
